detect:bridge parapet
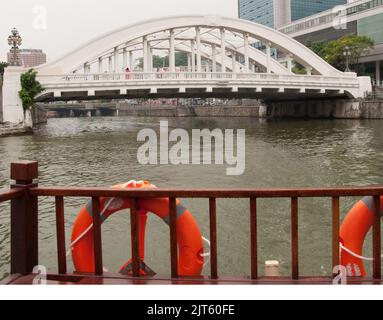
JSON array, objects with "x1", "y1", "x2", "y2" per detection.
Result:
[{"x1": 35, "y1": 72, "x2": 370, "y2": 102}]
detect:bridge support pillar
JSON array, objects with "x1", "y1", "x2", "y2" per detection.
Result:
[
  {"x1": 108, "y1": 56, "x2": 113, "y2": 73},
  {"x1": 266, "y1": 43, "x2": 271, "y2": 74},
  {"x1": 191, "y1": 40, "x2": 196, "y2": 72},
  {"x1": 114, "y1": 47, "x2": 119, "y2": 72},
  {"x1": 220, "y1": 28, "x2": 226, "y2": 73},
  {"x1": 196, "y1": 27, "x2": 202, "y2": 73},
  {"x1": 287, "y1": 55, "x2": 293, "y2": 73},
  {"x1": 149, "y1": 47, "x2": 153, "y2": 72},
  {"x1": 212, "y1": 45, "x2": 217, "y2": 73},
  {"x1": 376, "y1": 61, "x2": 381, "y2": 84},
  {"x1": 123, "y1": 48, "x2": 128, "y2": 69},
  {"x1": 143, "y1": 36, "x2": 149, "y2": 73},
  {"x1": 98, "y1": 58, "x2": 103, "y2": 73},
  {"x1": 231, "y1": 51, "x2": 236, "y2": 73},
  {"x1": 244, "y1": 33, "x2": 249, "y2": 72},
  {"x1": 169, "y1": 29, "x2": 176, "y2": 73},
  {"x1": 1, "y1": 67, "x2": 25, "y2": 125}
]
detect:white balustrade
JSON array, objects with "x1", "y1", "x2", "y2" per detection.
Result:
[{"x1": 37, "y1": 71, "x2": 361, "y2": 92}]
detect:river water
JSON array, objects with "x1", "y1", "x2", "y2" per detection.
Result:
[{"x1": 0, "y1": 116, "x2": 382, "y2": 280}]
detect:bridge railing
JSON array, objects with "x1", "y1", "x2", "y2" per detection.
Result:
[
  {"x1": 37, "y1": 72, "x2": 359, "y2": 86},
  {"x1": 2, "y1": 161, "x2": 383, "y2": 284}
]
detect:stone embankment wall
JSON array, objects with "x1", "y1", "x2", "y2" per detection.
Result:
[
  {"x1": 32, "y1": 105, "x2": 47, "y2": 125},
  {"x1": 117, "y1": 103, "x2": 266, "y2": 117},
  {"x1": 0, "y1": 123, "x2": 32, "y2": 137},
  {"x1": 267, "y1": 99, "x2": 383, "y2": 119}
]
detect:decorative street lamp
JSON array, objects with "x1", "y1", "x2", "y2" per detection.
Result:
[
  {"x1": 8, "y1": 28, "x2": 22, "y2": 66},
  {"x1": 343, "y1": 46, "x2": 352, "y2": 73}
]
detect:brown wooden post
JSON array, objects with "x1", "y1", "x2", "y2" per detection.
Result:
[
  {"x1": 55, "y1": 196, "x2": 67, "y2": 274},
  {"x1": 291, "y1": 197, "x2": 299, "y2": 280},
  {"x1": 250, "y1": 197, "x2": 258, "y2": 280},
  {"x1": 130, "y1": 198, "x2": 140, "y2": 277},
  {"x1": 332, "y1": 197, "x2": 340, "y2": 276},
  {"x1": 10, "y1": 161, "x2": 39, "y2": 275},
  {"x1": 209, "y1": 198, "x2": 218, "y2": 280},
  {"x1": 373, "y1": 195, "x2": 381, "y2": 280},
  {"x1": 92, "y1": 197, "x2": 103, "y2": 276},
  {"x1": 169, "y1": 197, "x2": 178, "y2": 278}
]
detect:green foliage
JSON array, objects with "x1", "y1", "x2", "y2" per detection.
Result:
[
  {"x1": 304, "y1": 35, "x2": 374, "y2": 73},
  {"x1": 137, "y1": 52, "x2": 189, "y2": 69},
  {"x1": 292, "y1": 63, "x2": 308, "y2": 75},
  {"x1": 323, "y1": 35, "x2": 374, "y2": 72},
  {"x1": 18, "y1": 69, "x2": 43, "y2": 111},
  {"x1": 305, "y1": 41, "x2": 327, "y2": 59},
  {"x1": 0, "y1": 62, "x2": 8, "y2": 75}
]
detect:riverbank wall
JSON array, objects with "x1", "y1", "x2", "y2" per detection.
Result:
[
  {"x1": 117, "y1": 100, "x2": 383, "y2": 119},
  {"x1": 267, "y1": 99, "x2": 383, "y2": 119},
  {"x1": 0, "y1": 123, "x2": 33, "y2": 137},
  {"x1": 32, "y1": 105, "x2": 47, "y2": 125},
  {"x1": 117, "y1": 103, "x2": 266, "y2": 118}
]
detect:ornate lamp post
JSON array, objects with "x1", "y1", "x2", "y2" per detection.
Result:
[
  {"x1": 343, "y1": 46, "x2": 352, "y2": 72},
  {"x1": 8, "y1": 28, "x2": 22, "y2": 66}
]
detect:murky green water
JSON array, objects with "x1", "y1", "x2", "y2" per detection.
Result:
[{"x1": 1, "y1": 117, "x2": 382, "y2": 280}]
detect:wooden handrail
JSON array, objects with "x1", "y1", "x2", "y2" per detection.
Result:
[
  {"x1": 2, "y1": 161, "x2": 383, "y2": 283},
  {"x1": 29, "y1": 186, "x2": 383, "y2": 198},
  {"x1": 0, "y1": 188, "x2": 24, "y2": 203}
]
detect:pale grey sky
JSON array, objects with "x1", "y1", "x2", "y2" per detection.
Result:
[{"x1": 1, "y1": 0, "x2": 238, "y2": 62}]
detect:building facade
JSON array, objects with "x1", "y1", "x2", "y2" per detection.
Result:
[
  {"x1": 291, "y1": 0, "x2": 347, "y2": 21},
  {"x1": 238, "y1": 0, "x2": 346, "y2": 28},
  {"x1": 279, "y1": 0, "x2": 383, "y2": 84},
  {"x1": 7, "y1": 49, "x2": 46, "y2": 68}
]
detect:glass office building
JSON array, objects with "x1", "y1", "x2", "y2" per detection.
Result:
[
  {"x1": 238, "y1": 0, "x2": 276, "y2": 27},
  {"x1": 239, "y1": 0, "x2": 346, "y2": 28},
  {"x1": 291, "y1": 0, "x2": 347, "y2": 21}
]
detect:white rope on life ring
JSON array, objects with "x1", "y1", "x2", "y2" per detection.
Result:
[{"x1": 339, "y1": 243, "x2": 383, "y2": 262}]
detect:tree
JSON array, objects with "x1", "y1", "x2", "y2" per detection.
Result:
[
  {"x1": 18, "y1": 69, "x2": 44, "y2": 126},
  {"x1": 323, "y1": 35, "x2": 374, "y2": 73},
  {"x1": 305, "y1": 40, "x2": 327, "y2": 59},
  {"x1": 0, "y1": 62, "x2": 8, "y2": 76},
  {"x1": 303, "y1": 35, "x2": 374, "y2": 73}
]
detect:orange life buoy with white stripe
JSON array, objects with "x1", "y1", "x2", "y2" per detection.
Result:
[
  {"x1": 340, "y1": 196, "x2": 383, "y2": 277},
  {"x1": 71, "y1": 181, "x2": 205, "y2": 276}
]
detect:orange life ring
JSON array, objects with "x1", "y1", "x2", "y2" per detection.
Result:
[
  {"x1": 340, "y1": 196, "x2": 383, "y2": 277},
  {"x1": 71, "y1": 181, "x2": 205, "y2": 276}
]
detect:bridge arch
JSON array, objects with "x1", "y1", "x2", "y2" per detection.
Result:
[{"x1": 37, "y1": 15, "x2": 344, "y2": 77}]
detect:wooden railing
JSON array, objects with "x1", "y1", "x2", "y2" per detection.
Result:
[{"x1": 2, "y1": 161, "x2": 383, "y2": 283}]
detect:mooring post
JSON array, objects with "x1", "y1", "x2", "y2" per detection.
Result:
[{"x1": 10, "y1": 161, "x2": 39, "y2": 275}]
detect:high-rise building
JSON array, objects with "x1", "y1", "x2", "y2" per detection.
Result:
[
  {"x1": 279, "y1": 0, "x2": 383, "y2": 84},
  {"x1": 290, "y1": 0, "x2": 347, "y2": 21},
  {"x1": 7, "y1": 49, "x2": 46, "y2": 68},
  {"x1": 238, "y1": 0, "x2": 347, "y2": 28}
]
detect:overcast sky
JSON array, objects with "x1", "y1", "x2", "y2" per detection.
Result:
[{"x1": 1, "y1": 0, "x2": 238, "y2": 62}]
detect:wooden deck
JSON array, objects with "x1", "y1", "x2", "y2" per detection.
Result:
[{"x1": 2, "y1": 273, "x2": 383, "y2": 285}]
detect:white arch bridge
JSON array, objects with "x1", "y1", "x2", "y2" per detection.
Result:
[{"x1": 1, "y1": 16, "x2": 372, "y2": 122}]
